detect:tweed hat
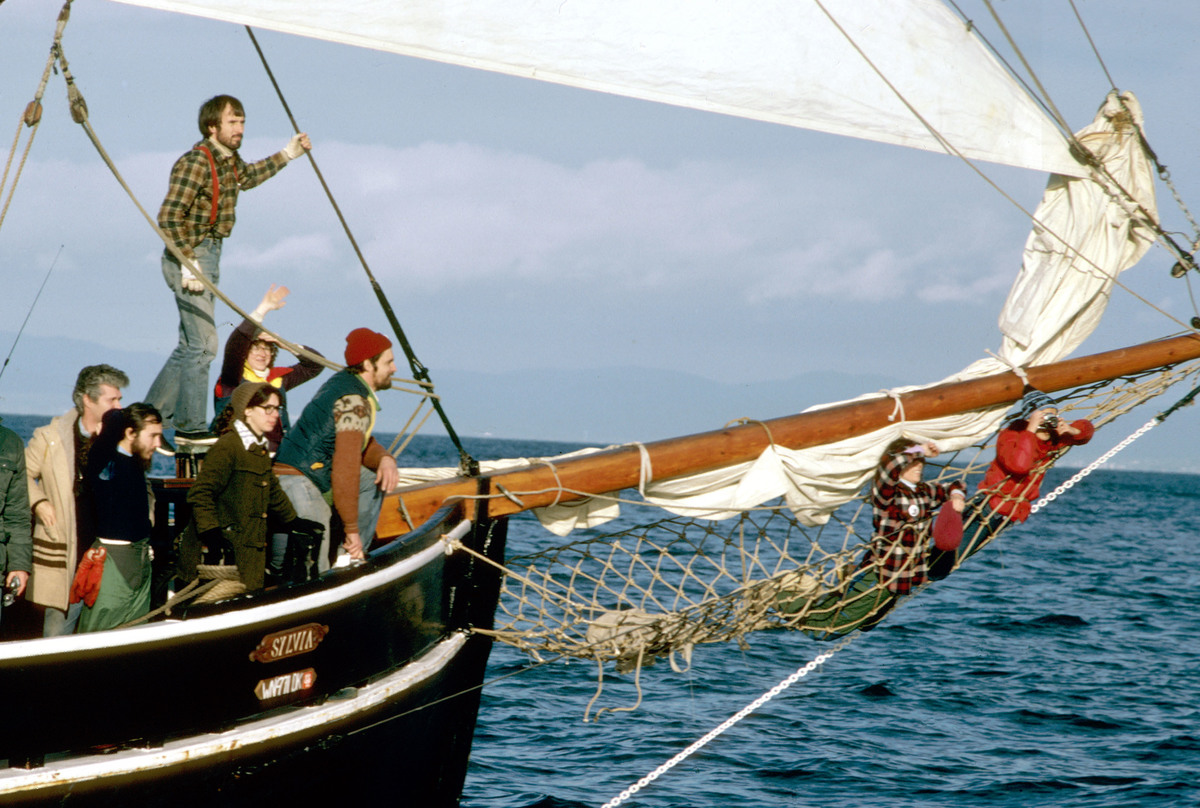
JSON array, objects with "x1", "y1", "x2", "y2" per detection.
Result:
[{"x1": 230, "y1": 381, "x2": 271, "y2": 421}]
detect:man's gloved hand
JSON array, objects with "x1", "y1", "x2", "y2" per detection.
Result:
[
  {"x1": 288, "y1": 518, "x2": 325, "y2": 537},
  {"x1": 181, "y1": 267, "x2": 206, "y2": 294},
  {"x1": 200, "y1": 528, "x2": 235, "y2": 565},
  {"x1": 283, "y1": 132, "x2": 311, "y2": 161}
]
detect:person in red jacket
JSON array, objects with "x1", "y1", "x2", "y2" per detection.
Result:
[{"x1": 968, "y1": 387, "x2": 1094, "y2": 552}]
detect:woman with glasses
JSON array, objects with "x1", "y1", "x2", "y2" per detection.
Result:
[
  {"x1": 210, "y1": 285, "x2": 324, "y2": 451},
  {"x1": 179, "y1": 382, "x2": 321, "y2": 592}
]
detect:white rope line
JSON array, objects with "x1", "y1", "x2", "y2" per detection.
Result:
[
  {"x1": 598, "y1": 635, "x2": 854, "y2": 808},
  {"x1": 984, "y1": 349, "x2": 1031, "y2": 386},
  {"x1": 1028, "y1": 418, "x2": 1158, "y2": 515},
  {"x1": 539, "y1": 460, "x2": 565, "y2": 508},
  {"x1": 882, "y1": 389, "x2": 906, "y2": 422},
  {"x1": 636, "y1": 442, "x2": 653, "y2": 496}
]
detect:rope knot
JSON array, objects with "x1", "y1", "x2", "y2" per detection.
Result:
[
  {"x1": 880, "y1": 389, "x2": 906, "y2": 422},
  {"x1": 440, "y1": 533, "x2": 463, "y2": 556}
]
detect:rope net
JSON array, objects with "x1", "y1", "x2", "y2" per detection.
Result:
[{"x1": 483, "y1": 360, "x2": 1200, "y2": 680}]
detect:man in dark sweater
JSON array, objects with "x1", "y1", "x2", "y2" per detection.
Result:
[{"x1": 75, "y1": 404, "x2": 163, "y2": 633}]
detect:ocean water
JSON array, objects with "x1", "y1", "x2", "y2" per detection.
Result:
[
  {"x1": 3, "y1": 415, "x2": 1196, "y2": 807},
  {"x1": 460, "y1": 454, "x2": 1200, "y2": 807}
]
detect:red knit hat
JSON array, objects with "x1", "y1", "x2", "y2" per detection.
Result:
[{"x1": 344, "y1": 328, "x2": 392, "y2": 366}]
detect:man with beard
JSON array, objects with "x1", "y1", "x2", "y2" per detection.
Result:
[
  {"x1": 26, "y1": 364, "x2": 129, "y2": 635},
  {"x1": 275, "y1": 328, "x2": 400, "y2": 573},
  {"x1": 147, "y1": 94, "x2": 310, "y2": 442},
  {"x1": 74, "y1": 403, "x2": 163, "y2": 633}
]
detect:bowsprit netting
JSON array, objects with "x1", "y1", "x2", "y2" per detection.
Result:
[{"x1": 483, "y1": 360, "x2": 1200, "y2": 678}]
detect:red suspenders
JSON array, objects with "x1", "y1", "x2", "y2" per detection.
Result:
[{"x1": 192, "y1": 144, "x2": 240, "y2": 227}]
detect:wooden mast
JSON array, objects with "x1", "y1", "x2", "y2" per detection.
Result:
[{"x1": 379, "y1": 334, "x2": 1200, "y2": 536}]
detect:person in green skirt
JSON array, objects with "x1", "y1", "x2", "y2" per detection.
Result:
[{"x1": 73, "y1": 403, "x2": 163, "y2": 633}]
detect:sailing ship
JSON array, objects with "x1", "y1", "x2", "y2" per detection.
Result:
[{"x1": 1, "y1": 0, "x2": 1199, "y2": 805}]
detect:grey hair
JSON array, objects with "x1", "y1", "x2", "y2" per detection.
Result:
[{"x1": 72, "y1": 364, "x2": 130, "y2": 412}]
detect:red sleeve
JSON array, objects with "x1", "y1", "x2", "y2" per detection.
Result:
[
  {"x1": 1066, "y1": 419, "x2": 1095, "y2": 445},
  {"x1": 361, "y1": 438, "x2": 388, "y2": 471},
  {"x1": 995, "y1": 428, "x2": 1038, "y2": 476},
  {"x1": 331, "y1": 430, "x2": 363, "y2": 534}
]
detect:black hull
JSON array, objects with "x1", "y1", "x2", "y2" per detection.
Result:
[{"x1": 0, "y1": 504, "x2": 507, "y2": 806}]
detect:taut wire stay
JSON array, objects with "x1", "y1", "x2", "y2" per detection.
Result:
[{"x1": 244, "y1": 26, "x2": 479, "y2": 476}]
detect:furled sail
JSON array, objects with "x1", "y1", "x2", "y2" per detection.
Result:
[
  {"x1": 106, "y1": 0, "x2": 1085, "y2": 177},
  {"x1": 636, "y1": 91, "x2": 1158, "y2": 527}
]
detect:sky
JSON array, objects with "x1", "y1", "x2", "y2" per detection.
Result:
[{"x1": 1, "y1": 0, "x2": 1200, "y2": 469}]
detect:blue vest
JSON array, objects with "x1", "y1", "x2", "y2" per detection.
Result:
[{"x1": 275, "y1": 369, "x2": 374, "y2": 493}]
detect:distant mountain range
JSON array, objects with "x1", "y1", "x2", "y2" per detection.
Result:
[
  {"x1": 1, "y1": 331, "x2": 1195, "y2": 473},
  {"x1": 0, "y1": 330, "x2": 899, "y2": 444}
]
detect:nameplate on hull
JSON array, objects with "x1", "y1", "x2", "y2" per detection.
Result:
[
  {"x1": 249, "y1": 623, "x2": 330, "y2": 663},
  {"x1": 255, "y1": 668, "x2": 317, "y2": 702}
]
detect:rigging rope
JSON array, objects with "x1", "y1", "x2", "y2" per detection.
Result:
[
  {"x1": 244, "y1": 26, "x2": 479, "y2": 476},
  {"x1": 813, "y1": 0, "x2": 1196, "y2": 339},
  {"x1": 473, "y1": 359, "x2": 1200, "y2": 703},
  {"x1": 982, "y1": 0, "x2": 1198, "y2": 274},
  {"x1": 0, "y1": 245, "x2": 61, "y2": 389},
  {"x1": 0, "y1": 2, "x2": 66, "y2": 237},
  {"x1": 35, "y1": 0, "x2": 447, "y2": 450},
  {"x1": 587, "y1": 375, "x2": 1200, "y2": 806},
  {"x1": 1030, "y1": 380, "x2": 1200, "y2": 515}
]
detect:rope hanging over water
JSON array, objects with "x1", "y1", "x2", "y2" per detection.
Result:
[{"x1": 584, "y1": 370, "x2": 1200, "y2": 807}]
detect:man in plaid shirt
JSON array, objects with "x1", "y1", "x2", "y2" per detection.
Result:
[{"x1": 146, "y1": 94, "x2": 310, "y2": 440}]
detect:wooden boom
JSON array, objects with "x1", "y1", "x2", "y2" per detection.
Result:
[{"x1": 379, "y1": 333, "x2": 1200, "y2": 536}]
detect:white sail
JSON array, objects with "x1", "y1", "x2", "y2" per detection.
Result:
[{"x1": 106, "y1": 0, "x2": 1085, "y2": 177}]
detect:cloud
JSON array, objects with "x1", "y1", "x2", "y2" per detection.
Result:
[
  {"x1": 226, "y1": 233, "x2": 337, "y2": 269},
  {"x1": 308, "y1": 142, "x2": 761, "y2": 289}
]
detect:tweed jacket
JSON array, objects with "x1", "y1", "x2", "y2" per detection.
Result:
[{"x1": 182, "y1": 429, "x2": 298, "y2": 590}]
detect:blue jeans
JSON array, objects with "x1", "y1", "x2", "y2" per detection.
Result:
[
  {"x1": 146, "y1": 239, "x2": 221, "y2": 432},
  {"x1": 43, "y1": 601, "x2": 83, "y2": 637},
  {"x1": 277, "y1": 468, "x2": 384, "y2": 573}
]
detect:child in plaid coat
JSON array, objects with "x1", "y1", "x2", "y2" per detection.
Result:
[{"x1": 864, "y1": 438, "x2": 966, "y2": 595}]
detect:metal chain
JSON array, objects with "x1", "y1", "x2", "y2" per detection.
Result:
[
  {"x1": 1028, "y1": 418, "x2": 1158, "y2": 515},
  {"x1": 599, "y1": 636, "x2": 854, "y2": 808}
]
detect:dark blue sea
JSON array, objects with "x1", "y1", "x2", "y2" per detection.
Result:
[
  {"x1": 3, "y1": 414, "x2": 1197, "y2": 807},
  {"x1": 457, "y1": 447, "x2": 1200, "y2": 807}
]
